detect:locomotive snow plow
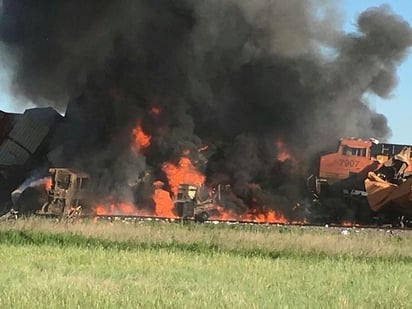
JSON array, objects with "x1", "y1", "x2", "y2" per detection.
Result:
[{"x1": 364, "y1": 147, "x2": 412, "y2": 216}]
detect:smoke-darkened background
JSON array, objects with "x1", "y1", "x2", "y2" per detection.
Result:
[{"x1": 0, "y1": 0, "x2": 411, "y2": 215}]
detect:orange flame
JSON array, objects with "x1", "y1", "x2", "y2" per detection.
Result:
[
  {"x1": 162, "y1": 157, "x2": 205, "y2": 195},
  {"x1": 149, "y1": 106, "x2": 161, "y2": 116},
  {"x1": 275, "y1": 138, "x2": 293, "y2": 162},
  {"x1": 94, "y1": 182, "x2": 177, "y2": 218},
  {"x1": 45, "y1": 177, "x2": 52, "y2": 191},
  {"x1": 209, "y1": 205, "x2": 288, "y2": 223},
  {"x1": 341, "y1": 221, "x2": 355, "y2": 227},
  {"x1": 93, "y1": 201, "x2": 151, "y2": 216},
  {"x1": 153, "y1": 185, "x2": 176, "y2": 218},
  {"x1": 94, "y1": 205, "x2": 107, "y2": 216},
  {"x1": 132, "y1": 121, "x2": 151, "y2": 151}
]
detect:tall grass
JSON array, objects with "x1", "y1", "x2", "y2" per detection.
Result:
[
  {"x1": 0, "y1": 218, "x2": 411, "y2": 308},
  {"x1": 0, "y1": 241, "x2": 411, "y2": 308},
  {"x1": 1, "y1": 217, "x2": 412, "y2": 258}
]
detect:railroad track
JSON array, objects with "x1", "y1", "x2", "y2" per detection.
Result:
[
  {"x1": 2, "y1": 210, "x2": 411, "y2": 230},
  {"x1": 89, "y1": 214, "x2": 412, "y2": 230}
]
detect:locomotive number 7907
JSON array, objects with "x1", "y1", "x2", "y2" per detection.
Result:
[{"x1": 339, "y1": 159, "x2": 360, "y2": 168}]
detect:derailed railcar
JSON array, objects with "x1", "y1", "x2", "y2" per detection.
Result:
[
  {"x1": 39, "y1": 168, "x2": 91, "y2": 218},
  {"x1": 0, "y1": 107, "x2": 63, "y2": 215}
]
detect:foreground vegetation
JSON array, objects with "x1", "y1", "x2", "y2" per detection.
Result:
[{"x1": 0, "y1": 218, "x2": 411, "y2": 308}]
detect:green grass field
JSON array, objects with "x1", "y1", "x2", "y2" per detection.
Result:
[{"x1": 0, "y1": 218, "x2": 411, "y2": 308}]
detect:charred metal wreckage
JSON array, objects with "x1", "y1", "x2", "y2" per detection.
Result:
[
  {"x1": 1, "y1": 106, "x2": 412, "y2": 227},
  {"x1": 0, "y1": 105, "x2": 91, "y2": 220},
  {"x1": 174, "y1": 184, "x2": 221, "y2": 222},
  {"x1": 6, "y1": 168, "x2": 89, "y2": 220},
  {"x1": 0, "y1": 106, "x2": 219, "y2": 221}
]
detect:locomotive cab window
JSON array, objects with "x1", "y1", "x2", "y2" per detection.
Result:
[
  {"x1": 56, "y1": 171, "x2": 71, "y2": 189},
  {"x1": 342, "y1": 146, "x2": 367, "y2": 157}
]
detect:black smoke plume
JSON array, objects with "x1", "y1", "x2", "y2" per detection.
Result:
[{"x1": 1, "y1": 1, "x2": 411, "y2": 216}]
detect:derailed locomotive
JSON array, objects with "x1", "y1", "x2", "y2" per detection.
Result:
[
  {"x1": 174, "y1": 183, "x2": 221, "y2": 222},
  {"x1": 308, "y1": 137, "x2": 412, "y2": 225},
  {"x1": 4, "y1": 168, "x2": 91, "y2": 219}
]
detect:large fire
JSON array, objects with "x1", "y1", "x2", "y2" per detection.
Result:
[
  {"x1": 152, "y1": 180, "x2": 176, "y2": 218},
  {"x1": 209, "y1": 206, "x2": 288, "y2": 223},
  {"x1": 94, "y1": 201, "x2": 150, "y2": 216},
  {"x1": 162, "y1": 155, "x2": 205, "y2": 195},
  {"x1": 94, "y1": 125, "x2": 298, "y2": 223}
]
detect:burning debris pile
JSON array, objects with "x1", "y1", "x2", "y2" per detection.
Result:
[{"x1": 0, "y1": 1, "x2": 411, "y2": 222}]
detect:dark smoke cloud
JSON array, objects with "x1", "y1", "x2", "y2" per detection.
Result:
[{"x1": 1, "y1": 1, "x2": 411, "y2": 214}]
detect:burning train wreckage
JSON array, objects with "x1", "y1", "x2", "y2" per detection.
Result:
[
  {"x1": 1, "y1": 1, "x2": 412, "y2": 225},
  {"x1": 0, "y1": 104, "x2": 297, "y2": 223},
  {"x1": 2, "y1": 110, "x2": 412, "y2": 226},
  {"x1": 0, "y1": 105, "x2": 293, "y2": 223}
]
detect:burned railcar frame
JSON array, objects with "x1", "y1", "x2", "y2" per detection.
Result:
[{"x1": 40, "y1": 168, "x2": 91, "y2": 217}]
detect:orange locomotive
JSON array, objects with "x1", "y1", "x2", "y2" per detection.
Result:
[
  {"x1": 309, "y1": 138, "x2": 412, "y2": 224},
  {"x1": 311, "y1": 138, "x2": 412, "y2": 195}
]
